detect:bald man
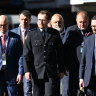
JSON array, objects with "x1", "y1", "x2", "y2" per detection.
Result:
[
  {"x1": 63, "y1": 11, "x2": 92, "y2": 96},
  {"x1": 0, "y1": 15, "x2": 23, "y2": 96},
  {"x1": 51, "y1": 13, "x2": 64, "y2": 32},
  {"x1": 51, "y1": 14, "x2": 65, "y2": 41},
  {"x1": 51, "y1": 14, "x2": 68, "y2": 96}
]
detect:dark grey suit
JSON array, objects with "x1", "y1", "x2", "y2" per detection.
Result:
[
  {"x1": 79, "y1": 34, "x2": 96, "y2": 95},
  {"x1": 23, "y1": 27, "x2": 64, "y2": 96},
  {"x1": 79, "y1": 34, "x2": 95, "y2": 87}
]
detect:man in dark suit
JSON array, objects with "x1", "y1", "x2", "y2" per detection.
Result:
[
  {"x1": 23, "y1": 10, "x2": 65, "y2": 96},
  {"x1": 79, "y1": 15, "x2": 96, "y2": 96},
  {"x1": 51, "y1": 13, "x2": 68, "y2": 96},
  {"x1": 11, "y1": 10, "x2": 35, "y2": 96},
  {"x1": 63, "y1": 11, "x2": 92, "y2": 96},
  {"x1": 0, "y1": 15, "x2": 23, "y2": 96}
]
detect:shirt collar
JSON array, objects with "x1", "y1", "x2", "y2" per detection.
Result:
[
  {"x1": 39, "y1": 28, "x2": 47, "y2": 32},
  {"x1": 20, "y1": 27, "x2": 30, "y2": 32},
  {"x1": 60, "y1": 28, "x2": 65, "y2": 35}
]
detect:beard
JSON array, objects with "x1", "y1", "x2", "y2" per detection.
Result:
[{"x1": 54, "y1": 27, "x2": 63, "y2": 32}]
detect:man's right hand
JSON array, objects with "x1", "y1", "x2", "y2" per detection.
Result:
[
  {"x1": 79, "y1": 79, "x2": 84, "y2": 90},
  {"x1": 25, "y1": 72, "x2": 31, "y2": 81}
]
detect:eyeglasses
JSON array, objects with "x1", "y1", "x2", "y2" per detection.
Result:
[{"x1": 0, "y1": 24, "x2": 8, "y2": 28}]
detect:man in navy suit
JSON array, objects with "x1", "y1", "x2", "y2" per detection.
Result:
[
  {"x1": 23, "y1": 10, "x2": 65, "y2": 96},
  {"x1": 11, "y1": 10, "x2": 35, "y2": 96},
  {"x1": 79, "y1": 15, "x2": 96, "y2": 96},
  {"x1": 0, "y1": 15, "x2": 23, "y2": 96},
  {"x1": 63, "y1": 11, "x2": 92, "y2": 96}
]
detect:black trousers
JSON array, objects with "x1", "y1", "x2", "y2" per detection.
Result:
[
  {"x1": 85, "y1": 76, "x2": 96, "y2": 96},
  {"x1": 32, "y1": 77, "x2": 60, "y2": 96}
]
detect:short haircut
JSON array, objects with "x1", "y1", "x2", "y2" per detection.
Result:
[
  {"x1": 19, "y1": 10, "x2": 31, "y2": 19},
  {"x1": 38, "y1": 10, "x2": 51, "y2": 20}
]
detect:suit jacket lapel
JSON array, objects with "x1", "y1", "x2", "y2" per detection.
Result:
[
  {"x1": 6, "y1": 36, "x2": 10, "y2": 54},
  {"x1": 37, "y1": 28, "x2": 44, "y2": 42},
  {"x1": 91, "y1": 34, "x2": 95, "y2": 68},
  {"x1": 92, "y1": 34, "x2": 95, "y2": 59},
  {"x1": 92, "y1": 34, "x2": 95, "y2": 52},
  {"x1": 90, "y1": 34, "x2": 95, "y2": 61},
  {"x1": 0, "y1": 37, "x2": 2, "y2": 54},
  {"x1": 17, "y1": 27, "x2": 22, "y2": 37},
  {"x1": 0, "y1": 37, "x2": 2, "y2": 70}
]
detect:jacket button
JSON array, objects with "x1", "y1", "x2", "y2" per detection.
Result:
[{"x1": 44, "y1": 51, "x2": 46, "y2": 53}]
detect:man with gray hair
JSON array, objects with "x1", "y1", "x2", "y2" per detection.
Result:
[
  {"x1": 51, "y1": 13, "x2": 68, "y2": 96},
  {"x1": 51, "y1": 13, "x2": 65, "y2": 41}
]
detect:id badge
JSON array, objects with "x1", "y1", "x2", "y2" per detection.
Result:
[
  {"x1": 80, "y1": 47, "x2": 83, "y2": 53},
  {"x1": 2, "y1": 53, "x2": 6, "y2": 65},
  {"x1": 80, "y1": 42, "x2": 84, "y2": 53}
]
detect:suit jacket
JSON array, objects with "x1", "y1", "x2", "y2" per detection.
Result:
[
  {"x1": 0, "y1": 31, "x2": 23, "y2": 80},
  {"x1": 11, "y1": 26, "x2": 34, "y2": 39},
  {"x1": 11, "y1": 26, "x2": 35, "y2": 75},
  {"x1": 79, "y1": 34, "x2": 95, "y2": 87},
  {"x1": 63, "y1": 25, "x2": 92, "y2": 72},
  {"x1": 23, "y1": 27, "x2": 65, "y2": 79},
  {"x1": 62, "y1": 25, "x2": 92, "y2": 88}
]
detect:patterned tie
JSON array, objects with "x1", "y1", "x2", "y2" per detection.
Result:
[
  {"x1": 1, "y1": 34, "x2": 6, "y2": 70},
  {"x1": 1, "y1": 34, "x2": 6, "y2": 53}
]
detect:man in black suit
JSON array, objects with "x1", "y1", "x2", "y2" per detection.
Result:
[
  {"x1": 63, "y1": 11, "x2": 92, "y2": 96},
  {"x1": 23, "y1": 10, "x2": 65, "y2": 96},
  {"x1": 79, "y1": 15, "x2": 96, "y2": 96},
  {"x1": 51, "y1": 13, "x2": 68, "y2": 96}
]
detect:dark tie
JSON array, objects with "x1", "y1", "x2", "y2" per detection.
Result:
[{"x1": 42, "y1": 30, "x2": 46, "y2": 41}]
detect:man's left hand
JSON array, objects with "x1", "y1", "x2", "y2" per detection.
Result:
[{"x1": 16, "y1": 74, "x2": 23, "y2": 84}]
